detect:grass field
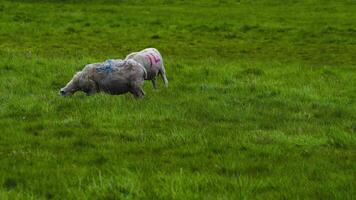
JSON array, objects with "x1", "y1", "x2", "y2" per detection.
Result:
[{"x1": 0, "y1": 0, "x2": 355, "y2": 199}]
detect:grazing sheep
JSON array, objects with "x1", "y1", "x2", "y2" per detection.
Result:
[
  {"x1": 59, "y1": 59, "x2": 147, "y2": 98},
  {"x1": 125, "y1": 48, "x2": 168, "y2": 89}
]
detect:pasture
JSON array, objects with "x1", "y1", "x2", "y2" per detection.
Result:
[{"x1": 0, "y1": 0, "x2": 355, "y2": 199}]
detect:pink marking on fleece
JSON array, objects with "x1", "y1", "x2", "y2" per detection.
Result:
[
  {"x1": 146, "y1": 54, "x2": 153, "y2": 67},
  {"x1": 149, "y1": 53, "x2": 161, "y2": 64}
]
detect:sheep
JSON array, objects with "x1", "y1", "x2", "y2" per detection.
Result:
[
  {"x1": 59, "y1": 59, "x2": 147, "y2": 98},
  {"x1": 125, "y1": 48, "x2": 168, "y2": 89}
]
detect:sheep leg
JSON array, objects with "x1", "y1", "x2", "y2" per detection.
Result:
[
  {"x1": 151, "y1": 78, "x2": 157, "y2": 89},
  {"x1": 130, "y1": 86, "x2": 145, "y2": 98},
  {"x1": 160, "y1": 64, "x2": 168, "y2": 87}
]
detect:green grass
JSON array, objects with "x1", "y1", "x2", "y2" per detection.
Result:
[{"x1": 0, "y1": 0, "x2": 355, "y2": 199}]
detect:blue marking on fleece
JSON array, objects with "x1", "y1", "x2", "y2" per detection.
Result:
[{"x1": 96, "y1": 59, "x2": 114, "y2": 73}]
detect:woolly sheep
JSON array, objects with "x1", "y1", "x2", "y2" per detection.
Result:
[
  {"x1": 59, "y1": 59, "x2": 147, "y2": 98},
  {"x1": 125, "y1": 48, "x2": 168, "y2": 89}
]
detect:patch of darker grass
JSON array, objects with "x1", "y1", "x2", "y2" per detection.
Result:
[
  {"x1": 253, "y1": 135, "x2": 277, "y2": 145},
  {"x1": 175, "y1": 151, "x2": 197, "y2": 159},
  {"x1": 255, "y1": 184, "x2": 280, "y2": 194},
  {"x1": 239, "y1": 145, "x2": 248, "y2": 151},
  {"x1": 256, "y1": 89, "x2": 281, "y2": 99},
  {"x1": 308, "y1": 169, "x2": 325, "y2": 182},
  {"x1": 259, "y1": 121, "x2": 278, "y2": 130},
  {"x1": 211, "y1": 146, "x2": 232, "y2": 155},
  {"x1": 72, "y1": 138, "x2": 95, "y2": 149},
  {"x1": 90, "y1": 154, "x2": 108, "y2": 166},
  {"x1": 243, "y1": 164, "x2": 270, "y2": 176},
  {"x1": 186, "y1": 23, "x2": 233, "y2": 33},
  {"x1": 3, "y1": 178, "x2": 17, "y2": 190},
  {"x1": 321, "y1": 26, "x2": 356, "y2": 35},
  {"x1": 151, "y1": 34, "x2": 161, "y2": 39},
  {"x1": 241, "y1": 67, "x2": 265, "y2": 76},
  {"x1": 300, "y1": 149, "x2": 312, "y2": 158},
  {"x1": 45, "y1": 192, "x2": 54, "y2": 200},
  {"x1": 276, "y1": 27, "x2": 293, "y2": 33},
  {"x1": 311, "y1": 103, "x2": 350, "y2": 120},
  {"x1": 321, "y1": 69, "x2": 338, "y2": 79},
  {"x1": 118, "y1": 186, "x2": 131, "y2": 197},
  {"x1": 65, "y1": 27, "x2": 80, "y2": 34},
  {"x1": 55, "y1": 101, "x2": 78, "y2": 113},
  {"x1": 0, "y1": 64, "x2": 15, "y2": 72},
  {"x1": 24, "y1": 123, "x2": 44, "y2": 136},
  {"x1": 6, "y1": 104, "x2": 43, "y2": 121},
  {"x1": 240, "y1": 24, "x2": 260, "y2": 33},
  {"x1": 100, "y1": 186, "x2": 131, "y2": 199},
  {"x1": 218, "y1": 167, "x2": 240, "y2": 177},
  {"x1": 97, "y1": 8, "x2": 117, "y2": 12},
  {"x1": 149, "y1": 19, "x2": 162, "y2": 26},
  {"x1": 55, "y1": 129, "x2": 75, "y2": 138},
  {"x1": 13, "y1": 13, "x2": 32, "y2": 23},
  {"x1": 223, "y1": 32, "x2": 238, "y2": 39},
  {"x1": 115, "y1": 133, "x2": 137, "y2": 142}
]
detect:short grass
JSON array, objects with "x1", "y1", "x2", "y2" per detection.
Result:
[{"x1": 0, "y1": 0, "x2": 355, "y2": 199}]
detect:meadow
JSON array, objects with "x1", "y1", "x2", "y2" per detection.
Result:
[{"x1": 0, "y1": 0, "x2": 355, "y2": 199}]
